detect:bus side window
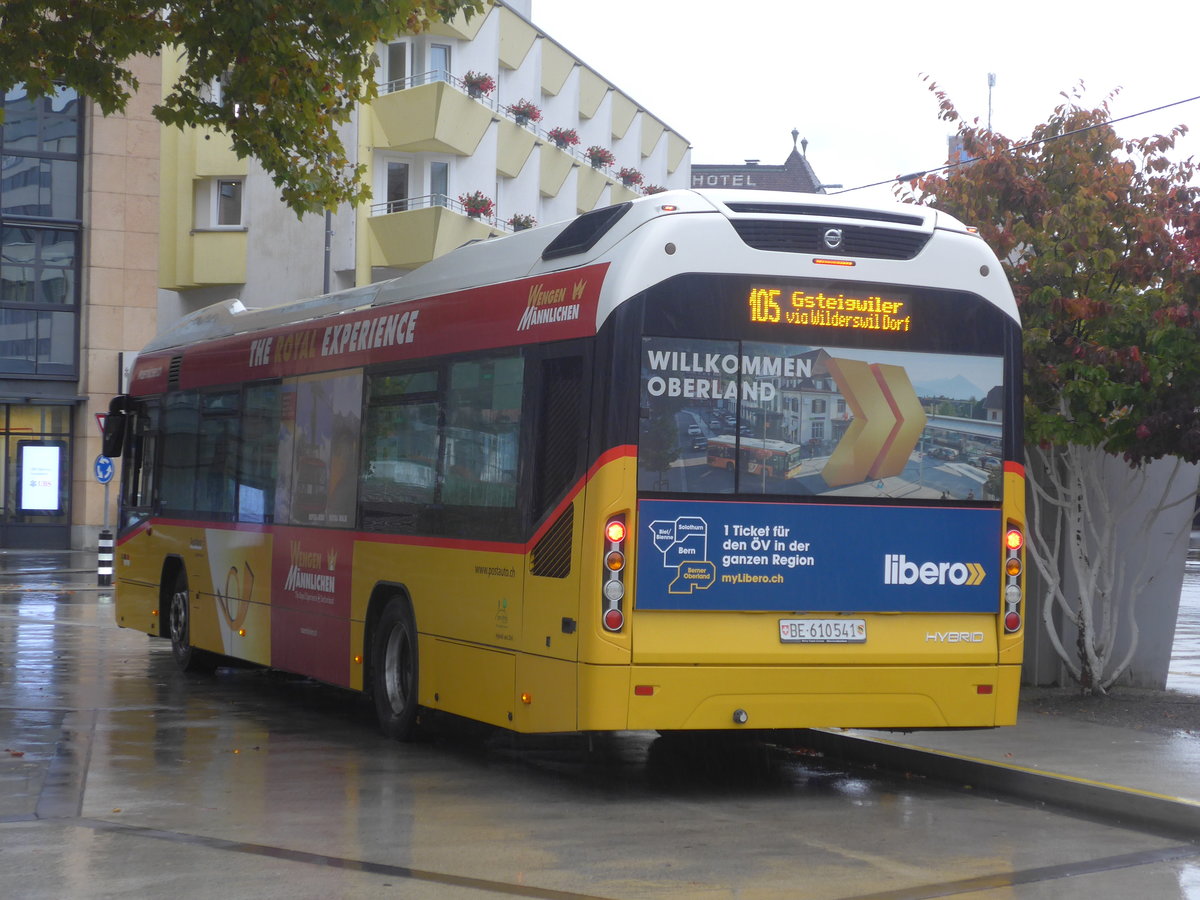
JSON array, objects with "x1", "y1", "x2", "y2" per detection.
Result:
[
  {"x1": 121, "y1": 401, "x2": 159, "y2": 530},
  {"x1": 237, "y1": 383, "x2": 279, "y2": 523},
  {"x1": 160, "y1": 391, "x2": 200, "y2": 516},
  {"x1": 159, "y1": 389, "x2": 239, "y2": 519},
  {"x1": 442, "y1": 356, "x2": 523, "y2": 509},
  {"x1": 533, "y1": 354, "x2": 584, "y2": 518},
  {"x1": 360, "y1": 369, "x2": 440, "y2": 534},
  {"x1": 196, "y1": 391, "x2": 239, "y2": 518}
]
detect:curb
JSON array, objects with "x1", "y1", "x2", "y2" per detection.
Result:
[{"x1": 799, "y1": 729, "x2": 1200, "y2": 840}]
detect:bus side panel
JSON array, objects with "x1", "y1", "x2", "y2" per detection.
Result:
[
  {"x1": 354, "y1": 537, "x2": 528, "y2": 721},
  {"x1": 114, "y1": 523, "x2": 205, "y2": 639},
  {"x1": 268, "y1": 526, "x2": 352, "y2": 685},
  {"x1": 426, "y1": 638, "x2": 515, "y2": 730},
  {"x1": 353, "y1": 538, "x2": 527, "y2": 648},
  {"x1": 198, "y1": 526, "x2": 273, "y2": 668},
  {"x1": 114, "y1": 575, "x2": 163, "y2": 636},
  {"x1": 114, "y1": 529, "x2": 166, "y2": 636},
  {"x1": 519, "y1": 500, "x2": 585, "y2": 665},
  {"x1": 513, "y1": 654, "x2": 578, "y2": 732}
]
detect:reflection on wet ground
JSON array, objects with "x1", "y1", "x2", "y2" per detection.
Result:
[
  {"x1": 1168, "y1": 559, "x2": 1200, "y2": 695},
  {"x1": 5, "y1": 559, "x2": 1200, "y2": 898}
]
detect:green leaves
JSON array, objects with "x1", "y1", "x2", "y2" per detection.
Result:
[
  {"x1": 902, "y1": 84, "x2": 1200, "y2": 466},
  {"x1": 1, "y1": 0, "x2": 483, "y2": 216}
]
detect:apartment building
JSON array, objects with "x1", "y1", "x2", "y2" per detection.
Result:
[{"x1": 158, "y1": 0, "x2": 692, "y2": 324}]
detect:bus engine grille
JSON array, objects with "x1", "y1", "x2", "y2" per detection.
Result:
[{"x1": 730, "y1": 220, "x2": 932, "y2": 260}]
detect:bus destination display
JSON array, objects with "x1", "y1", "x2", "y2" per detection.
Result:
[{"x1": 748, "y1": 287, "x2": 912, "y2": 333}]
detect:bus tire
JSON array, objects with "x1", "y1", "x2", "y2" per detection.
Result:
[
  {"x1": 168, "y1": 569, "x2": 216, "y2": 673},
  {"x1": 372, "y1": 597, "x2": 420, "y2": 741}
]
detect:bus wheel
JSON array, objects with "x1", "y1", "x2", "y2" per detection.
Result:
[
  {"x1": 372, "y1": 598, "x2": 420, "y2": 741},
  {"x1": 168, "y1": 570, "x2": 215, "y2": 673}
]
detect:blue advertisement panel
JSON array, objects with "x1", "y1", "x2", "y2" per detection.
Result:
[{"x1": 636, "y1": 498, "x2": 1001, "y2": 613}]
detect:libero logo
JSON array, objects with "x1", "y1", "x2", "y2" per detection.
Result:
[
  {"x1": 516, "y1": 279, "x2": 587, "y2": 331},
  {"x1": 883, "y1": 554, "x2": 986, "y2": 586}
]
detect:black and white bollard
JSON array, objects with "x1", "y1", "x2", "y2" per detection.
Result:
[{"x1": 98, "y1": 529, "x2": 114, "y2": 587}]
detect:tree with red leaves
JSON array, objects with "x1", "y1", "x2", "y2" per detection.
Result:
[{"x1": 902, "y1": 82, "x2": 1200, "y2": 693}]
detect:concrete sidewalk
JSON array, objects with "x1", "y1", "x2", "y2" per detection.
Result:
[
  {"x1": 0, "y1": 548, "x2": 103, "y2": 586},
  {"x1": 806, "y1": 707, "x2": 1200, "y2": 838}
]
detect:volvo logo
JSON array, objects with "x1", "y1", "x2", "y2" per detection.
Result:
[{"x1": 823, "y1": 228, "x2": 844, "y2": 250}]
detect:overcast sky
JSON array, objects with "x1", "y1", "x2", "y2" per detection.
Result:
[{"x1": 531, "y1": 1, "x2": 1199, "y2": 204}]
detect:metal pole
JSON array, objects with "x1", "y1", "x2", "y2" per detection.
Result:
[
  {"x1": 323, "y1": 210, "x2": 332, "y2": 294},
  {"x1": 987, "y1": 73, "x2": 996, "y2": 131},
  {"x1": 98, "y1": 528, "x2": 113, "y2": 587}
]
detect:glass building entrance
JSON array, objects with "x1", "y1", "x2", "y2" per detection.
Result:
[{"x1": 0, "y1": 403, "x2": 72, "y2": 548}]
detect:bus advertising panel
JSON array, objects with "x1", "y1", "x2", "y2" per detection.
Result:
[{"x1": 636, "y1": 497, "x2": 1001, "y2": 613}]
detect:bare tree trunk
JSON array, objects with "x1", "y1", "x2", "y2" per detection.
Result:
[{"x1": 1027, "y1": 442, "x2": 1194, "y2": 694}]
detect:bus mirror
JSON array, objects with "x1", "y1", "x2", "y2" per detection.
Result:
[
  {"x1": 102, "y1": 413, "x2": 126, "y2": 458},
  {"x1": 102, "y1": 396, "x2": 132, "y2": 457}
]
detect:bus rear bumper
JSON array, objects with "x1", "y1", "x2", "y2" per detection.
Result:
[{"x1": 580, "y1": 663, "x2": 1021, "y2": 731}]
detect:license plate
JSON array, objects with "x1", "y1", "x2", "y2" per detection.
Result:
[{"x1": 779, "y1": 618, "x2": 866, "y2": 643}]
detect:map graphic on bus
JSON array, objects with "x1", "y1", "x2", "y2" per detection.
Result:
[{"x1": 646, "y1": 515, "x2": 715, "y2": 594}]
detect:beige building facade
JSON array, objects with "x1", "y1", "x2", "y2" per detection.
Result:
[{"x1": 0, "y1": 57, "x2": 160, "y2": 549}]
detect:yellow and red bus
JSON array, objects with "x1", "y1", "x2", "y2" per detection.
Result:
[
  {"x1": 104, "y1": 190, "x2": 1025, "y2": 739},
  {"x1": 706, "y1": 435, "x2": 805, "y2": 480}
]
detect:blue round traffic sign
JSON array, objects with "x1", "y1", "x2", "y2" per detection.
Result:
[{"x1": 94, "y1": 454, "x2": 114, "y2": 484}]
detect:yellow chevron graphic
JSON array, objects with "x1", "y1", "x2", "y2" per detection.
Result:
[
  {"x1": 966, "y1": 562, "x2": 986, "y2": 586},
  {"x1": 821, "y1": 357, "x2": 928, "y2": 488}
]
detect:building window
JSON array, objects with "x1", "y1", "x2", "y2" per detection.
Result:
[
  {"x1": 386, "y1": 162, "x2": 409, "y2": 212},
  {"x1": 385, "y1": 42, "x2": 409, "y2": 91},
  {"x1": 1, "y1": 84, "x2": 79, "y2": 155},
  {"x1": 810, "y1": 420, "x2": 825, "y2": 441},
  {"x1": 217, "y1": 180, "x2": 242, "y2": 225},
  {"x1": 811, "y1": 398, "x2": 826, "y2": 414},
  {"x1": 0, "y1": 84, "x2": 81, "y2": 379},
  {"x1": 430, "y1": 161, "x2": 448, "y2": 207},
  {"x1": 429, "y1": 44, "x2": 451, "y2": 83},
  {"x1": 202, "y1": 70, "x2": 236, "y2": 113},
  {"x1": 195, "y1": 177, "x2": 244, "y2": 229},
  {"x1": 1, "y1": 226, "x2": 77, "y2": 304}
]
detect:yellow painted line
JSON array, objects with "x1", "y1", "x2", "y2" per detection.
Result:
[{"x1": 847, "y1": 732, "x2": 1200, "y2": 808}]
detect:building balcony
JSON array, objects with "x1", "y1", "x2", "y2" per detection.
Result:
[
  {"x1": 160, "y1": 228, "x2": 247, "y2": 290},
  {"x1": 367, "y1": 195, "x2": 503, "y2": 271},
  {"x1": 370, "y1": 78, "x2": 496, "y2": 155}
]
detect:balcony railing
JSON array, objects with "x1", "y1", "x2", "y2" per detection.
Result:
[
  {"x1": 377, "y1": 71, "x2": 649, "y2": 190},
  {"x1": 369, "y1": 192, "x2": 515, "y2": 231}
]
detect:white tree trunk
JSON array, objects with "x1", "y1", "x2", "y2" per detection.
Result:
[{"x1": 1026, "y1": 442, "x2": 1193, "y2": 694}]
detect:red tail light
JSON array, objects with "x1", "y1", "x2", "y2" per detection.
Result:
[
  {"x1": 1004, "y1": 524, "x2": 1023, "y2": 633},
  {"x1": 602, "y1": 514, "x2": 627, "y2": 632}
]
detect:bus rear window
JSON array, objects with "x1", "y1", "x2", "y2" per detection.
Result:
[{"x1": 638, "y1": 336, "x2": 1003, "y2": 502}]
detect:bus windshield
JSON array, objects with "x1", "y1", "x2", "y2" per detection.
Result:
[{"x1": 637, "y1": 278, "x2": 1010, "y2": 504}]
